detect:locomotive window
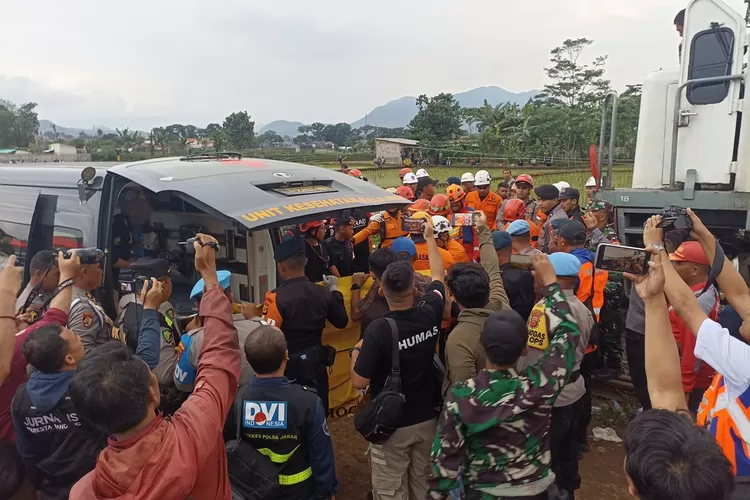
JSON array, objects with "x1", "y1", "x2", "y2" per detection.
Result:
[{"x1": 687, "y1": 27, "x2": 734, "y2": 105}]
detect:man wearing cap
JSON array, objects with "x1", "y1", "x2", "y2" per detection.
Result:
[
  {"x1": 446, "y1": 176, "x2": 461, "y2": 187},
  {"x1": 507, "y1": 220, "x2": 543, "y2": 257},
  {"x1": 174, "y1": 270, "x2": 263, "y2": 396},
  {"x1": 559, "y1": 187, "x2": 584, "y2": 225},
  {"x1": 584, "y1": 177, "x2": 599, "y2": 211},
  {"x1": 300, "y1": 220, "x2": 338, "y2": 283},
  {"x1": 68, "y1": 251, "x2": 123, "y2": 352},
  {"x1": 461, "y1": 172, "x2": 476, "y2": 194},
  {"x1": 429, "y1": 254, "x2": 581, "y2": 499},
  {"x1": 492, "y1": 230, "x2": 535, "y2": 321},
  {"x1": 416, "y1": 176, "x2": 438, "y2": 201},
  {"x1": 534, "y1": 184, "x2": 567, "y2": 253},
  {"x1": 584, "y1": 200, "x2": 620, "y2": 251},
  {"x1": 262, "y1": 237, "x2": 349, "y2": 413},
  {"x1": 115, "y1": 257, "x2": 181, "y2": 389},
  {"x1": 518, "y1": 253, "x2": 594, "y2": 500},
  {"x1": 466, "y1": 171, "x2": 502, "y2": 231},
  {"x1": 326, "y1": 217, "x2": 356, "y2": 277},
  {"x1": 668, "y1": 241, "x2": 720, "y2": 413}
]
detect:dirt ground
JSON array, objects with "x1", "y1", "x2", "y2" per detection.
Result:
[{"x1": 329, "y1": 416, "x2": 630, "y2": 500}]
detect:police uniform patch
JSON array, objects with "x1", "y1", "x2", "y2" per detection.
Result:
[
  {"x1": 261, "y1": 303, "x2": 269, "y2": 316},
  {"x1": 243, "y1": 401, "x2": 288, "y2": 429},
  {"x1": 162, "y1": 328, "x2": 173, "y2": 345},
  {"x1": 82, "y1": 312, "x2": 94, "y2": 328},
  {"x1": 322, "y1": 420, "x2": 330, "y2": 436},
  {"x1": 165, "y1": 308, "x2": 175, "y2": 320},
  {"x1": 29, "y1": 310, "x2": 39, "y2": 323},
  {"x1": 527, "y1": 302, "x2": 549, "y2": 350}
]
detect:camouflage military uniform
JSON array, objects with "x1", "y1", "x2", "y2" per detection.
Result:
[{"x1": 428, "y1": 283, "x2": 580, "y2": 500}]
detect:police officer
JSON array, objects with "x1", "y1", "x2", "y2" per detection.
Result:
[
  {"x1": 16, "y1": 250, "x2": 59, "y2": 322},
  {"x1": 116, "y1": 257, "x2": 180, "y2": 387},
  {"x1": 174, "y1": 270, "x2": 263, "y2": 393},
  {"x1": 225, "y1": 325, "x2": 338, "y2": 499},
  {"x1": 68, "y1": 249, "x2": 123, "y2": 352},
  {"x1": 262, "y1": 237, "x2": 349, "y2": 414}
]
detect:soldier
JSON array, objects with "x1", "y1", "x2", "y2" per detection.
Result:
[
  {"x1": 584, "y1": 200, "x2": 621, "y2": 250},
  {"x1": 584, "y1": 176, "x2": 599, "y2": 212},
  {"x1": 115, "y1": 257, "x2": 180, "y2": 388},
  {"x1": 68, "y1": 249, "x2": 123, "y2": 352},
  {"x1": 174, "y1": 270, "x2": 263, "y2": 394},
  {"x1": 428, "y1": 254, "x2": 580, "y2": 500},
  {"x1": 16, "y1": 250, "x2": 59, "y2": 323}
]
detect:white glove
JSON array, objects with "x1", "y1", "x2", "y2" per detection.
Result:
[
  {"x1": 369, "y1": 212, "x2": 384, "y2": 224},
  {"x1": 322, "y1": 274, "x2": 339, "y2": 292}
]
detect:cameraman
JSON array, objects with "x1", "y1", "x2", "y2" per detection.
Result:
[{"x1": 68, "y1": 250, "x2": 122, "y2": 352}]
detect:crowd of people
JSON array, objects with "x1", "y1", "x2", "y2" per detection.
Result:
[{"x1": 0, "y1": 164, "x2": 749, "y2": 500}]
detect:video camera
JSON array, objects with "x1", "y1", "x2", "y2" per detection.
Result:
[
  {"x1": 656, "y1": 205, "x2": 693, "y2": 232},
  {"x1": 119, "y1": 275, "x2": 149, "y2": 296},
  {"x1": 61, "y1": 248, "x2": 104, "y2": 266}
]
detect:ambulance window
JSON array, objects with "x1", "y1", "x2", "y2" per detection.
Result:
[
  {"x1": 687, "y1": 27, "x2": 735, "y2": 105},
  {"x1": 53, "y1": 226, "x2": 84, "y2": 250},
  {"x1": 0, "y1": 220, "x2": 31, "y2": 265}
]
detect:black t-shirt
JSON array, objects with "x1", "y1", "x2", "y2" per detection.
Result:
[
  {"x1": 111, "y1": 214, "x2": 133, "y2": 280},
  {"x1": 355, "y1": 280, "x2": 445, "y2": 428},
  {"x1": 360, "y1": 294, "x2": 390, "y2": 339},
  {"x1": 326, "y1": 236, "x2": 355, "y2": 277},
  {"x1": 351, "y1": 214, "x2": 370, "y2": 273},
  {"x1": 304, "y1": 240, "x2": 332, "y2": 283}
]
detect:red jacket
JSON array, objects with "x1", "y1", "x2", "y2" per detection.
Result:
[
  {"x1": 669, "y1": 283, "x2": 719, "y2": 393},
  {"x1": 70, "y1": 285, "x2": 241, "y2": 500},
  {"x1": 0, "y1": 307, "x2": 68, "y2": 444}
]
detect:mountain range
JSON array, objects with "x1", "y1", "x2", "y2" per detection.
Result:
[
  {"x1": 259, "y1": 86, "x2": 539, "y2": 138},
  {"x1": 37, "y1": 120, "x2": 116, "y2": 138}
]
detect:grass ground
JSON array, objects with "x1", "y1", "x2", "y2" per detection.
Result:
[{"x1": 316, "y1": 161, "x2": 634, "y2": 194}]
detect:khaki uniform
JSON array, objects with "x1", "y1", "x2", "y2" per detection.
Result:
[{"x1": 68, "y1": 287, "x2": 122, "y2": 353}]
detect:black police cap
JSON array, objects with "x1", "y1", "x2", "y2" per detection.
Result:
[
  {"x1": 557, "y1": 220, "x2": 587, "y2": 244},
  {"x1": 274, "y1": 236, "x2": 306, "y2": 262},
  {"x1": 130, "y1": 257, "x2": 171, "y2": 278},
  {"x1": 534, "y1": 184, "x2": 560, "y2": 201},
  {"x1": 558, "y1": 187, "x2": 580, "y2": 200}
]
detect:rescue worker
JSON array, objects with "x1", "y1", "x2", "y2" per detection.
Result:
[
  {"x1": 535, "y1": 184, "x2": 567, "y2": 253},
  {"x1": 116, "y1": 257, "x2": 180, "y2": 389},
  {"x1": 224, "y1": 325, "x2": 339, "y2": 499},
  {"x1": 502, "y1": 199, "x2": 542, "y2": 249},
  {"x1": 300, "y1": 220, "x2": 339, "y2": 283},
  {"x1": 559, "y1": 187, "x2": 584, "y2": 224},
  {"x1": 354, "y1": 206, "x2": 409, "y2": 250},
  {"x1": 518, "y1": 253, "x2": 594, "y2": 500},
  {"x1": 584, "y1": 200, "x2": 621, "y2": 250},
  {"x1": 262, "y1": 237, "x2": 349, "y2": 413},
  {"x1": 461, "y1": 172, "x2": 476, "y2": 193},
  {"x1": 326, "y1": 217, "x2": 356, "y2": 277},
  {"x1": 416, "y1": 175, "x2": 438, "y2": 201},
  {"x1": 68, "y1": 250, "x2": 123, "y2": 352},
  {"x1": 465, "y1": 170, "x2": 502, "y2": 231},
  {"x1": 174, "y1": 271, "x2": 262, "y2": 394},
  {"x1": 508, "y1": 220, "x2": 543, "y2": 256},
  {"x1": 16, "y1": 250, "x2": 59, "y2": 322},
  {"x1": 415, "y1": 168, "x2": 430, "y2": 179},
  {"x1": 402, "y1": 172, "x2": 418, "y2": 195},
  {"x1": 432, "y1": 216, "x2": 470, "y2": 263},
  {"x1": 496, "y1": 181, "x2": 510, "y2": 199},
  {"x1": 399, "y1": 167, "x2": 412, "y2": 181},
  {"x1": 446, "y1": 185, "x2": 478, "y2": 258},
  {"x1": 584, "y1": 176, "x2": 599, "y2": 211},
  {"x1": 514, "y1": 174, "x2": 538, "y2": 220},
  {"x1": 409, "y1": 213, "x2": 456, "y2": 272},
  {"x1": 446, "y1": 176, "x2": 461, "y2": 187},
  {"x1": 348, "y1": 168, "x2": 363, "y2": 179},
  {"x1": 395, "y1": 185, "x2": 415, "y2": 201},
  {"x1": 429, "y1": 253, "x2": 580, "y2": 499}
]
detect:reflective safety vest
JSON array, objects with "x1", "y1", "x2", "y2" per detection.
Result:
[
  {"x1": 353, "y1": 210, "x2": 408, "y2": 249},
  {"x1": 576, "y1": 261, "x2": 607, "y2": 321},
  {"x1": 234, "y1": 382, "x2": 319, "y2": 499},
  {"x1": 698, "y1": 374, "x2": 750, "y2": 476}
]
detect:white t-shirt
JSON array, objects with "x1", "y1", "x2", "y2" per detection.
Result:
[{"x1": 694, "y1": 318, "x2": 750, "y2": 399}]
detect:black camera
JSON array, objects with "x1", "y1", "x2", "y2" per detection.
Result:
[
  {"x1": 119, "y1": 275, "x2": 148, "y2": 295},
  {"x1": 177, "y1": 237, "x2": 219, "y2": 255},
  {"x1": 62, "y1": 248, "x2": 104, "y2": 265},
  {"x1": 657, "y1": 205, "x2": 693, "y2": 232}
]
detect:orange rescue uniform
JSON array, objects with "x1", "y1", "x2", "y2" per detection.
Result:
[
  {"x1": 465, "y1": 191, "x2": 502, "y2": 231},
  {"x1": 353, "y1": 210, "x2": 408, "y2": 249},
  {"x1": 414, "y1": 241, "x2": 456, "y2": 272},
  {"x1": 443, "y1": 238, "x2": 471, "y2": 263}
]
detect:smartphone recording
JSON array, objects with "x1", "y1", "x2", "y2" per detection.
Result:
[{"x1": 595, "y1": 244, "x2": 650, "y2": 275}]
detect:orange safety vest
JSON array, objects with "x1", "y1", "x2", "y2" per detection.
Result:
[
  {"x1": 444, "y1": 238, "x2": 471, "y2": 263},
  {"x1": 576, "y1": 261, "x2": 607, "y2": 321},
  {"x1": 414, "y1": 241, "x2": 456, "y2": 272},
  {"x1": 353, "y1": 210, "x2": 408, "y2": 249},
  {"x1": 697, "y1": 374, "x2": 750, "y2": 475},
  {"x1": 465, "y1": 191, "x2": 502, "y2": 231}
]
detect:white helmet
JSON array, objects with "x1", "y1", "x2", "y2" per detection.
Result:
[
  {"x1": 415, "y1": 168, "x2": 429, "y2": 178},
  {"x1": 585, "y1": 176, "x2": 598, "y2": 187},
  {"x1": 432, "y1": 215, "x2": 453, "y2": 237},
  {"x1": 553, "y1": 181, "x2": 570, "y2": 192},
  {"x1": 475, "y1": 170, "x2": 491, "y2": 187},
  {"x1": 403, "y1": 172, "x2": 418, "y2": 184},
  {"x1": 385, "y1": 187, "x2": 398, "y2": 194},
  {"x1": 460, "y1": 172, "x2": 475, "y2": 183}
]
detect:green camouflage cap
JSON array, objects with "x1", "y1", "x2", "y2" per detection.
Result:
[{"x1": 589, "y1": 200, "x2": 610, "y2": 212}]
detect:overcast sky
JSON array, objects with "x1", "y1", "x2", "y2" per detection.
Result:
[{"x1": 0, "y1": 0, "x2": 741, "y2": 130}]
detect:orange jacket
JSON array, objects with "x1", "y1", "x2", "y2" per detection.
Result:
[
  {"x1": 576, "y1": 261, "x2": 607, "y2": 321},
  {"x1": 353, "y1": 210, "x2": 408, "y2": 249},
  {"x1": 443, "y1": 238, "x2": 471, "y2": 263},
  {"x1": 414, "y1": 241, "x2": 456, "y2": 272},
  {"x1": 698, "y1": 374, "x2": 750, "y2": 475},
  {"x1": 71, "y1": 287, "x2": 240, "y2": 500},
  {"x1": 465, "y1": 191, "x2": 502, "y2": 231}
]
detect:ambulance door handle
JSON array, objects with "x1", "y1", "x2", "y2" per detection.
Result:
[{"x1": 678, "y1": 109, "x2": 698, "y2": 127}]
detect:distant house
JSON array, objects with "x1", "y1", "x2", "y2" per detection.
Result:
[
  {"x1": 0, "y1": 148, "x2": 31, "y2": 163},
  {"x1": 186, "y1": 138, "x2": 214, "y2": 150},
  {"x1": 44, "y1": 143, "x2": 77, "y2": 156},
  {"x1": 374, "y1": 138, "x2": 419, "y2": 164}
]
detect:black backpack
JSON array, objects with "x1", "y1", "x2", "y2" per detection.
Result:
[{"x1": 354, "y1": 318, "x2": 406, "y2": 444}]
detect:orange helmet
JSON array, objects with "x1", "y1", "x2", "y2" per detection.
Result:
[
  {"x1": 396, "y1": 185, "x2": 415, "y2": 200},
  {"x1": 408, "y1": 199, "x2": 431, "y2": 215},
  {"x1": 445, "y1": 185, "x2": 466, "y2": 203},
  {"x1": 503, "y1": 199, "x2": 526, "y2": 222},
  {"x1": 515, "y1": 174, "x2": 534, "y2": 187},
  {"x1": 429, "y1": 194, "x2": 451, "y2": 217},
  {"x1": 399, "y1": 167, "x2": 413, "y2": 179},
  {"x1": 348, "y1": 169, "x2": 363, "y2": 179},
  {"x1": 299, "y1": 220, "x2": 327, "y2": 232}
]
